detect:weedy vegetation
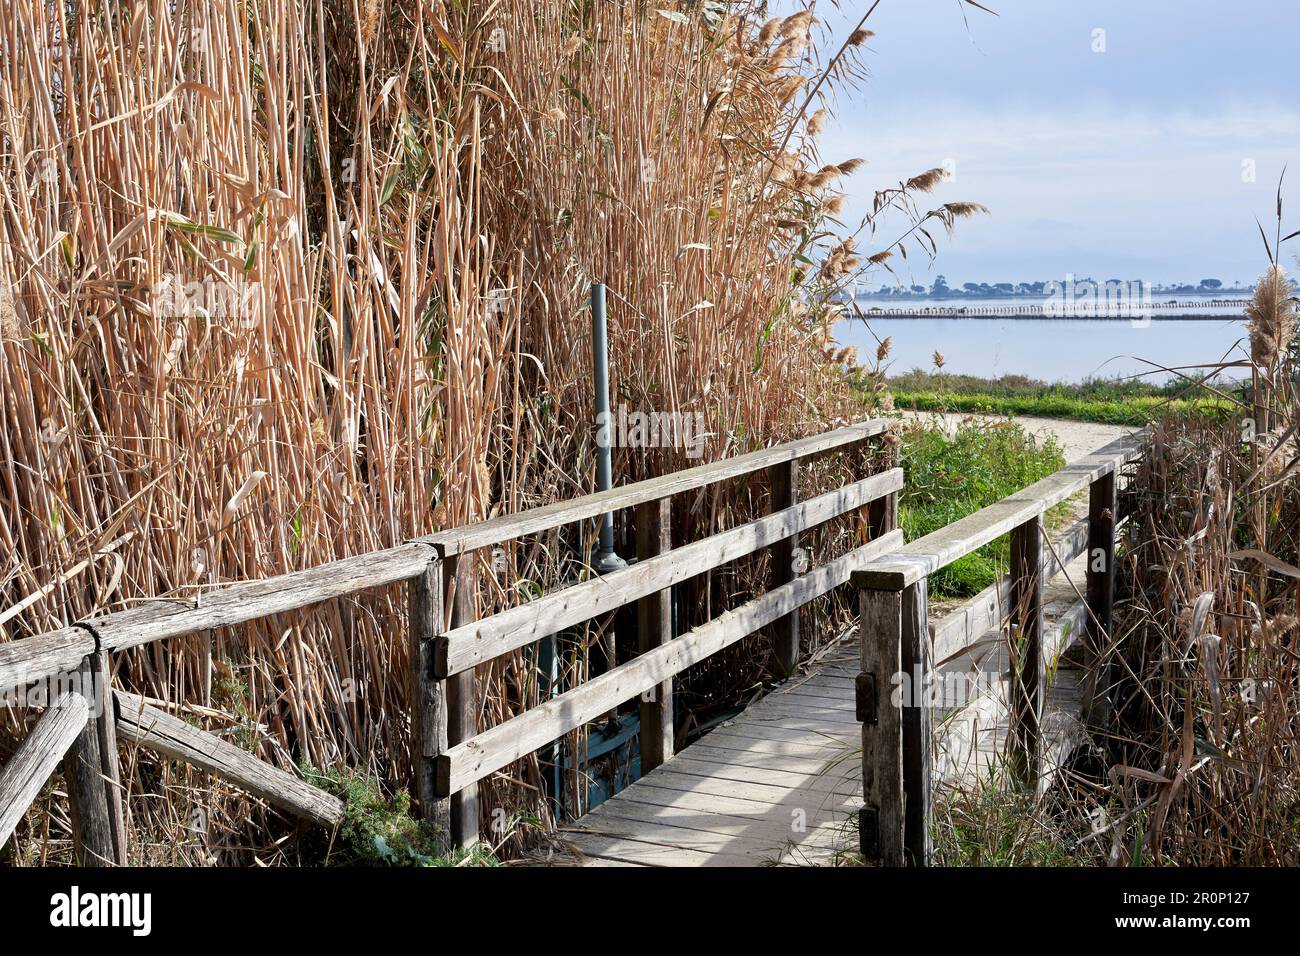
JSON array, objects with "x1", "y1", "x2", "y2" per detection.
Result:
[
  {"x1": 1086, "y1": 247, "x2": 1300, "y2": 865},
  {"x1": 922, "y1": 238, "x2": 1300, "y2": 867},
  {"x1": 899, "y1": 419, "x2": 1066, "y2": 598},
  {"x1": 306, "y1": 769, "x2": 501, "y2": 866},
  {"x1": 887, "y1": 371, "x2": 1236, "y2": 425}
]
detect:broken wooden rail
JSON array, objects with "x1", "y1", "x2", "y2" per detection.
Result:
[
  {"x1": 852, "y1": 431, "x2": 1144, "y2": 866},
  {"x1": 0, "y1": 418, "x2": 893, "y2": 863}
]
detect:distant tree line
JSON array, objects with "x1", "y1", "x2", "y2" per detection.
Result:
[{"x1": 856, "y1": 275, "x2": 1278, "y2": 298}]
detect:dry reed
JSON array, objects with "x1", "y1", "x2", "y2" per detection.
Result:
[
  {"x1": 1086, "y1": 252, "x2": 1300, "y2": 865},
  {"x1": 0, "y1": 0, "x2": 966, "y2": 863}
]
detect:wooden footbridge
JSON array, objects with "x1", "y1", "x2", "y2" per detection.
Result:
[
  {"x1": 0, "y1": 417, "x2": 1142, "y2": 867},
  {"x1": 549, "y1": 559, "x2": 1101, "y2": 866}
]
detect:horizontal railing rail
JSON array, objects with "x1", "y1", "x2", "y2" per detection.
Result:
[
  {"x1": 419, "y1": 419, "x2": 891, "y2": 556},
  {"x1": 416, "y1": 420, "x2": 900, "y2": 844},
  {"x1": 433, "y1": 470, "x2": 902, "y2": 678},
  {"x1": 0, "y1": 417, "x2": 893, "y2": 862},
  {"x1": 929, "y1": 514, "x2": 1090, "y2": 665},
  {"x1": 436, "y1": 529, "x2": 904, "y2": 797},
  {"x1": 0, "y1": 546, "x2": 434, "y2": 692}
]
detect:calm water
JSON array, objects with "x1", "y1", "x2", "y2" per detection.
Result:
[{"x1": 834, "y1": 317, "x2": 1250, "y2": 383}]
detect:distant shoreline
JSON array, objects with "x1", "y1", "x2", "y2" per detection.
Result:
[
  {"x1": 848, "y1": 295, "x2": 1250, "y2": 322},
  {"x1": 848, "y1": 301, "x2": 1246, "y2": 321},
  {"x1": 850, "y1": 313, "x2": 1244, "y2": 321}
]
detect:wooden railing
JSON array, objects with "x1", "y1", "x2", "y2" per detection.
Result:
[
  {"x1": 411, "y1": 418, "x2": 898, "y2": 848},
  {"x1": 852, "y1": 431, "x2": 1145, "y2": 866},
  {"x1": 0, "y1": 417, "x2": 896, "y2": 862}
]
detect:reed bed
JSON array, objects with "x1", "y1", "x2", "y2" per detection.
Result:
[
  {"x1": 0, "y1": 1, "x2": 970, "y2": 862},
  {"x1": 1075, "y1": 251, "x2": 1300, "y2": 865}
]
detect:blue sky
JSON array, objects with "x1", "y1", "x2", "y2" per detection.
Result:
[{"x1": 804, "y1": 0, "x2": 1298, "y2": 287}]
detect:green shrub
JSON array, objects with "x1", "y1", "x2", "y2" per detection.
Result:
[
  {"x1": 934, "y1": 786, "x2": 1094, "y2": 866},
  {"x1": 306, "y1": 768, "x2": 497, "y2": 867},
  {"x1": 899, "y1": 420, "x2": 1066, "y2": 598}
]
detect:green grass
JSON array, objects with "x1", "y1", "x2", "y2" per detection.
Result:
[
  {"x1": 933, "y1": 785, "x2": 1095, "y2": 866},
  {"x1": 888, "y1": 371, "x2": 1237, "y2": 425},
  {"x1": 304, "y1": 768, "x2": 499, "y2": 867},
  {"x1": 899, "y1": 418, "x2": 1066, "y2": 598},
  {"x1": 831, "y1": 772, "x2": 1097, "y2": 866}
]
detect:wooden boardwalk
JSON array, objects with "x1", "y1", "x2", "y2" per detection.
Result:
[
  {"x1": 1, "y1": 416, "x2": 1139, "y2": 868},
  {"x1": 544, "y1": 555, "x2": 1095, "y2": 867},
  {"x1": 550, "y1": 648, "x2": 865, "y2": 866}
]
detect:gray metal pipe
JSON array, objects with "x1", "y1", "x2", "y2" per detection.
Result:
[{"x1": 591, "y1": 282, "x2": 625, "y2": 573}]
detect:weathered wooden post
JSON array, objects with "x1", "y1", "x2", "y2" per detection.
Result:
[
  {"x1": 1083, "y1": 473, "x2": 1117, "y2": 728},
  {"x1": 636, "y1": 498, "x2": 674, "y2": 771},
  {"x1": 408, "y1": 557, "x2": 452, "y2": 852},
  {"x1": 88, "y1": 651, "x2": 126, "y2": 863},
  {"x1": 856, "y1": 585, "x2": 904, "y2": 866},
  {"x1": 64, "y1": 655, "x2": 123, "y2": 865},
  {"x1": 1008, "y1": 515, "x2": 1045, "y2": 791},
  {"x1": 899, "y1": 580, "x2": 932, "y2": 866},
  {"x1": 855, "y1": 527, "x2": 932, "y2": 868},
  {"x1": 446, "y1": 553, "x2": 480, "y2": 849},
  {"x1": 768, "y1": 460, "x2": 800, "y2": 677}
]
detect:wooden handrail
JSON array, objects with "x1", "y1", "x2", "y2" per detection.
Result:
[
  {"x1": 855, "y1": 428, "x2": 1148, "y2": 867},
  {"x1": 115, "y1": 692, "x2": 345, "y2": 828},
  {"x1": 0, "y1": 628, "x2": 98, "y2": 695},
  {"x1": 930, "y1": 515, "x2": 1091, "y2": 665},
  {"x1": 0, "y1": 546, "x2": 435, "y2": 693},
  {"x1": 0, "y1": 419, "x2": 890, "y2": 694},
  {"x1": 434, "y1": 469, "x2": 903, "y2": 677},
  {"x1": 413, "y1": 422, "x2": 897, "y2": 843},
  {"x1": 1, "y1": 416, "x2": 893, "y2": 859},
  {"x1": 419, "y1": 418, "x2": 891, "y2": 556},
  {"x1": 436, "y1": 529, "x2": 904, "y2": 796},
  {"x1": 851, "y1": 431, "x2": 1145, "y2": 591}
]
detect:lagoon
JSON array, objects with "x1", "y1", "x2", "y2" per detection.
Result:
[{"x1": 833, "y1": 316, "x2": 1250, "y2": 383}]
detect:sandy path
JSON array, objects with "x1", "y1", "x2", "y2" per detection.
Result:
[{"x1": 893, "y1": 409, "x2": 1136, "y2": 463}]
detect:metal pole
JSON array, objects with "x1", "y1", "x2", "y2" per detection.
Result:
[{"x1": 591, "y1": 282, "x2": 626, "y2": 573}]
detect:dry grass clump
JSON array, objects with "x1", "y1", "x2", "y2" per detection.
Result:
[
  {"x1": 1091, "y1": 257, "x2": 1300, "y2": 865},
  {"x1": 0, "y1": 2, "x2": 967, "y2": 862}
]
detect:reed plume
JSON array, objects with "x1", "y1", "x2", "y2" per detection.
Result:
[{"x1": 1246, "y1": 264, "x2": 1297, "y2": 370}]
